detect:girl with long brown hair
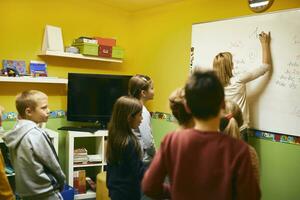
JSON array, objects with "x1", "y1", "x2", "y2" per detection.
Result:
[{"x1": 106, "y1": 96, "x2": 145, "y2": 200}]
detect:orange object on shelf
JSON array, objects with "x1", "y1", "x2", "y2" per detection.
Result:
[
  {"x1": 95, "y1": 37, "x2": 116, "y2": 47},
  {"x1": 73, "y1": 170, "x2": 86, "y2": 194}
]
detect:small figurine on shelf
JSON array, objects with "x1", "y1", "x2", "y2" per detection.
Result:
[
  {"x1": 86, "y1": 177, "x2": 96, "y2": 192},
  {"x1": 1, "y1": 67, "x2": 19, "y2": 77},
  {"x1": 65, "y1": 46, "x2": 79, "y2": 54}
]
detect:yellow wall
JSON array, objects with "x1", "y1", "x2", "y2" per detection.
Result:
[
  {"x1": 1, "y1": 0, "x2": 300, "y2": 113},
  {"x1": 1, "y1": 0, "x2": 300, "y2": 197},
  {"x1": 0, "y1": 0, "x2": 136, "y2": 111},
  {"x1": 130, "y1": 0, "x2": 300, "y2": 112}
]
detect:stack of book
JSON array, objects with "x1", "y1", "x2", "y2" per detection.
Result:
[
  {"x1": 72, "y1": 37, "x2": 99, "y2": 56},
  {"x1": 74, "y1": 37, "x2": 98, "y2": 44},
  {"x1": 73, "y1": 148, "x2": 89, "y2": 164},
  {"x1": 87, "y1": 154, "x2": 102, "y2": 163}
]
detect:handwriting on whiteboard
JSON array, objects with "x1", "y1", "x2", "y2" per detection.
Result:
[
  {"x1": 293, "y1": 35, "x2": 300, "y2": 44},
  {"x1": 291, "y1": 106, "x2": 300, "y2": 118},
  {"x1": 275, "y1": 61, "x2": 300, "y2": 89}
]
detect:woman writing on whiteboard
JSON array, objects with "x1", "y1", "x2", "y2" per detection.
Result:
[{"x1": 213, "y1": 31, "x2": 271, "y2": 140}]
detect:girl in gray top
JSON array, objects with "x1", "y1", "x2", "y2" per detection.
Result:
[{"x1": 128, "y1": 75, "x2": 156, "y2": 165}]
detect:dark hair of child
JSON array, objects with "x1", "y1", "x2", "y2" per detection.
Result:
[{"x1": 185, "y1": 70, "x2": 224, "y2": 120}]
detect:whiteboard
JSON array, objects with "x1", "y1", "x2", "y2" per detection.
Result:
[{"x1": 191, "y1": 9, "x2": 300, "y2": 136}]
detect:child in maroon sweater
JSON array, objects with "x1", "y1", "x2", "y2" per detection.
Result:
[{"x1": 142, "y1": 70, "x2": 260, "y2": 200}]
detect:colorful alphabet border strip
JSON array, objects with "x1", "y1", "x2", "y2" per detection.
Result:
[
  {"x1": 151, "y1": 112, "x2": 176, "y2": 122},
  {"x1": 1, "y1": 110, "x2": 66, "y2": 121},
  {"x1": 248, "y1": 130, "x2": 300, "y2": 145},
  {"x1": 151, "y1": 111, "x2": 300, "y2": 146},
  {"x1": 2, "y1": 110, "x2": 300, "y2": 145}
]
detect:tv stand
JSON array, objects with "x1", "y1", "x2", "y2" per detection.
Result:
[
  {"x1": 66, "y1": 130, "x2": 108, "y2": 199},
  {"x1": 82, "y1": 124, "x2": 107, "y2": 130},
  {"x1": 58, "y1": 126, "x2": 103, "y2": 133}
]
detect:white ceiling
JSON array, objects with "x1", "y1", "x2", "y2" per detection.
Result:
[{"x1": 98, "y1": 0, "x2": 184, "y2": 12}]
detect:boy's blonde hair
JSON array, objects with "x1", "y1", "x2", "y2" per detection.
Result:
[
  {"x1": 16, "y1": 90, "x2": 47, "y2": 118},
  {"x1": 213, "y1": 52, "x2": 233, "y2": 87},
  {"x1": 220, "y1": 100, "x2": 244, "y2": 139}
]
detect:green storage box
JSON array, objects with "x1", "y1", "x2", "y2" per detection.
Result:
[
  {"x1": 73, "y1": 42, "x2": 99, "y2": 56},
  {"x1": 112, "y1": 46, "x2": 124, "y2": 59}
]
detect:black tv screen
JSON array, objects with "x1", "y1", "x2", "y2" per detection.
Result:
[{"x1": 67, "y1": 73, "x2": 131, "y2": 123}]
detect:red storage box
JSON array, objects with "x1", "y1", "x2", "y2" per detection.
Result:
[
  {"x1": 99, "y1": 45, "x2": 112, "y2": 57},
  {"x1": 95, "y1": 37, "x2": 116, "y2": 47}
]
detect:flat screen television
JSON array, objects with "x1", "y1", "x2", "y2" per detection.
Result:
[{"x1": 67, "y1": 73, "x2": 132, "y2": 124}]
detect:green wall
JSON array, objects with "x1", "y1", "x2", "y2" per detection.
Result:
[
  {"x1": 152, "y1": 119, "x2": 300, "y2": 200},
  {"x1": 3, "y1": 114, "x2": 300, "y2": 200},
  {"x1": 152, "y1": 118, "x2": 177, "y2": 148},
  {"x1": 248, "y1": 138, "x2": 300, "y2": 200}
]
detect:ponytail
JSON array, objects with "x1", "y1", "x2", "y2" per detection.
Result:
[{"x1": 223, "y1": 118, "x2": 240, "y2": 139}]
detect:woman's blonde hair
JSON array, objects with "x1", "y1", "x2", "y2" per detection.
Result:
[
  {"x1": 213, "y1": 52, "x2": 233, "y2": 87},
  {"x1": 220, "y1": 100, "x2": 243, "y2": 139}
]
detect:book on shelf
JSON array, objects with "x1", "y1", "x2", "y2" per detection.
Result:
[
  {"x1": 74, "y1": 37, "x2": 98, "y2": 44},
  {"x1": 74, "y1": 148, "x2": 89, "y2": 164},
  {"x1": 74, "y1": 148, "x2": 88, "y2": 156},
  {"x1": 87, "y1": 154, "x2": 102, "y2": 163},
  {"x1": 2, "y1": 60, "x2": 26, "y2": 75},
  {"x1": 73, "y1": 156, "x2": 89, "y2": 164},
  {"x1": 73, "y1": 170, "x2": 86, "y2": 194},
  {"x1": 30, "y1": 60, "x2": 47, "y2": 77},
  {"x1": 74, "y1": 155, "x2": 102, "y2": 164}
]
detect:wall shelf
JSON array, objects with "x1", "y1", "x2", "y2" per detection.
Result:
[
  {"x1": 0, "y1": 76, "x2": 68, "y2": 84},
  {"x1": 73, "y1": 162, "x2": 102, "y2": 168},
  {"x1": 39, "y1": 50, "x2": 123, "y2": 63}
]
